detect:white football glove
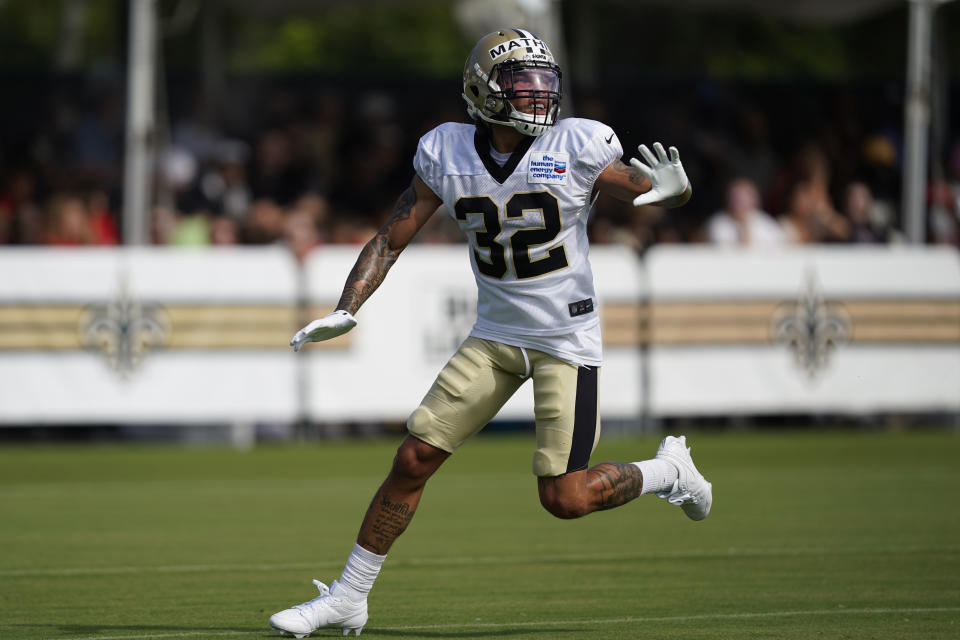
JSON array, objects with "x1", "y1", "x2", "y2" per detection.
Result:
[
  {"x1": 630, "y1": 142, "x2": 689, "y2": 207},
  {"x1": 290, "y1": 310, "x2": 357, "y2": 352}
]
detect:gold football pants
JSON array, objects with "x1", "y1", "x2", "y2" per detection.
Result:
[{"x1": 407, "y1": 337, "x2": 601, "y2": 477}]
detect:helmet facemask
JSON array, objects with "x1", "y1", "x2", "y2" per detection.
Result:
[{"x1": 485, "y1": 60, "x2": 562, "y2": 136}]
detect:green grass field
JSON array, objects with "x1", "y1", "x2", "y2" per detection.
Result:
[{"x1": 1, "y1": 430, "x2": 959, "y2": 640}]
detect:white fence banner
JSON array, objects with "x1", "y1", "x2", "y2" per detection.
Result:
[
  {"x1": 2, "y1": 245, "x2": 956, "y2": 425},
  {"x1": 301, "y1": 245, "x2": 645, "y2": 421},
  {"x1": 0, "y1": 247, "x2": 300, "y2": 423},
  {"x1": 645, "y1": 246, "x2": 960, "y2": 415}
]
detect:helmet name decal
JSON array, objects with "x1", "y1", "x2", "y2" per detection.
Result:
[
  {"x1": 488, "y1": 38, "x2": 550, "y2": 61},
  {"x1": 528, "y1": 152, "x2": 569, "y2": 184}
]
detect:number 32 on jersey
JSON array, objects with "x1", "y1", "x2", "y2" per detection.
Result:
[{"x1": 454, "y1": 191, "x2": 569, "y2": 280}]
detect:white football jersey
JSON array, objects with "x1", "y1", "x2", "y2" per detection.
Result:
[{"x1": 414, "y1": 118, "x2": 622, "y2": 366}]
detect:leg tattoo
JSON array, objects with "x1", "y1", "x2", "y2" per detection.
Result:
[
  {"x1": 355, "y1": 436, "x2": 449, "y2": 555},
  {"x1": 358, "y1": 487, "x2": 417, "y2": 555},
  {"x1": 587, "y1": 462, "x2": 644, "y2": 510}
]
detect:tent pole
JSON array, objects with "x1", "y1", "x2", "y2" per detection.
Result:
[
  {"x1": 122, "y1": 0, "x2": 157, "y2": 246},
  {"x1": 902, "y1": 0, "x2": 937, "y2": 244}
]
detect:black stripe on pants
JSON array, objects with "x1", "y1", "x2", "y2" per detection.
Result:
[{"x1": 565, "y1": 365, "x2": 598, "y2": 474}]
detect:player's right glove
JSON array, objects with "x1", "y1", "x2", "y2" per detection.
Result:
[
  {"x1": 630, "y1": 142, "x2": 689, "y2": 207},
  {"x1": 289, "y1": 310, "x2": 357, "y2": 351}
]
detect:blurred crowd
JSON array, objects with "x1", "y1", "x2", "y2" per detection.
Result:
[{"x1": 2, "y1": 78, "x2": 959, "y2": 255}]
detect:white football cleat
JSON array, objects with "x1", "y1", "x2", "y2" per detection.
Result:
[
  {"x1": 269, "y1": 579, "x2": 368, "y2": 638},
  {"x1": 654, "y1": 435, "x2": 713, "y2": 521}
]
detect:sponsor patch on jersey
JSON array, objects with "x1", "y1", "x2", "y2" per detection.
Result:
[{"x1": 528, "y1": 152, "x2": 569, "y2": 184}]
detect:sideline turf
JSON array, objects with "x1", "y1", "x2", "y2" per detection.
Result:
[{"x1": 1, "y1": 430, "x2": 958, "y2": 639}]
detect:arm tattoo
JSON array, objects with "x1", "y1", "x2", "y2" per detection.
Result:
[
  {"x1": 336, "y1": 185, "x2": 417, "y2": 314},
  {"x1": 588, "y1": 462, "x2": 644, "y2": 510},
  {"x1": 610, "y1": 160, "x2": 647, "y2": 187}
]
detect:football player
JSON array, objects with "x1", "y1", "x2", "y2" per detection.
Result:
[{"x1": 269, "y1": 28, "x2": 711, "y2": 638}]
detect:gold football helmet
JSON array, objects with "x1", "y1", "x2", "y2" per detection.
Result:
[{"x1": 462, "y1": 28, "x2": 562, "y2": 137}]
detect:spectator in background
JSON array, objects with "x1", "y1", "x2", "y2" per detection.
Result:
[
  {"x1": 780, "y1": 180, "x2": 850, "y2": 244},
  {"x1": 928, "y1": 179, "x2": 959, "y2": 246},
  {"x1": 244, "y1": 198, "x2": 286, "y2": 244},
  {"x1": 171, "y1": 95, "x2": 223, "y2": 166},
  {"x1": 844, "y1": 181, "x2": 899, "y2": 244},
  {"x1": 153, "y1": 145, "x2": 216, "y2": 247},
  {"x1": 949, "y1": 140, "x2": 960, "y2": 212},
  {"x1": 293, "y1": 192, "x2": 331, "y2": 238},
  {"x1": 859, "y1": 132, "x2": 900, "y2": 229},
  {"x1": 201, "y1": 140, "x2": 253, "y2": 223},
  {"x1": 45, "y1": 194, "x2": 92, "y2": 245},
  {"x1": 765, "y1": 143, "x2": 833, "y2": 221},
  {"x1": 0, "y1": 168, "x2": 43, "y2": 244},
  {"x1": 152, "y1": 205, "x2": 175, "y2": 245},
  {"x1": 282, "y1": 192, "x2": 330, "y2": 261},
  {"x1": 86, "y1": 189, "x2": 119, "y2": 245},
  {"x1": 284, "y1": 205, "x2": 322, "y2": 262},
  {"x1": 928, "y1": 140, "x2": 960, "y2": 247},
  {"x1": 705, "y1": 178, "x2": 784, "y2": 247},
  {"x1": 151, "y1": 204, "x2": 195, "y2": 245},
  {"x1": 167, "y1": 210, "x2": 211, "y2": 246},
  {"x1": 154, "y1": 145, "x2": 203, "y2": 243},
  {"x1": 210, "y1": 215, "x2": 239, "y2": 246}
]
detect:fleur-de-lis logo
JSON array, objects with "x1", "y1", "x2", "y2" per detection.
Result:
[
  {"x1": 771, "y1": 270, "x2": 850, "y2": 378},
  {"x1": 78, "y1": 276, "x2": 170, "y2": 379}
]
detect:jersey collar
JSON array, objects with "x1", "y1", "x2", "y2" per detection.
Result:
[{"x1": 473, "y1": 126, "x2": 535, "y2": 185}]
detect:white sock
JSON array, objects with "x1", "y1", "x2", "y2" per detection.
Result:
[
  {"x1": 337, "y1": 543, "x2": 386, "y2": 602},
  {"x1": 632, "y1": 459, "x2": 679, "y2": 496}
]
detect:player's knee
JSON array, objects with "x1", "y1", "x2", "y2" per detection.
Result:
[
  {"x1": 392, "y1": 437, "x2": 447, "y2": 484},
  {"x1": 538, "y1": 487, "x2": 589, "y2": 519}
]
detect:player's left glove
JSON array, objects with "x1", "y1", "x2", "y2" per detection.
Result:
[
  {"x1": 630, "y1": 142, "x2": 689, "y2": 207},
  {"x1": 289, "y1": 310, "x2": 357, "y2": 351}
]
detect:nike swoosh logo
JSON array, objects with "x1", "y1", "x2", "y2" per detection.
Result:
[{"x1": 605, "y1": 134, "x2": 614, "y2": 144}]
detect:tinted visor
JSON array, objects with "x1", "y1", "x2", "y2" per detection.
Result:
[{"x1": 497, "y1": 65, "x2": 561, "y2": 96}]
